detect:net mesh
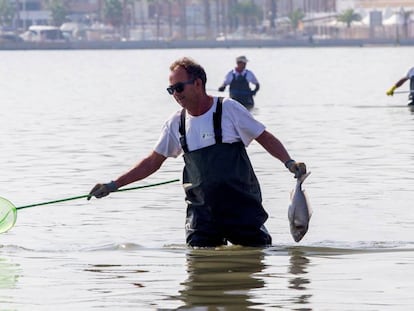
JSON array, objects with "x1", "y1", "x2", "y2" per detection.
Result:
[{"x1": 0, "y1": 197, "x2": 17, "y2": 234}]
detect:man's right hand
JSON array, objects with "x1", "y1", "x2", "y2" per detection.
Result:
[
  {"x1": 87, "y1": 181, "x2": 118, "y2": 200},
  {"x1": 218, "y1": 86, "x2": 226, "y2": 92}
]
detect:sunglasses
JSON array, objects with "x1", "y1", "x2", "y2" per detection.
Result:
[{"x1": 166, "y1": 79, "x2": 195, "y2": 95}]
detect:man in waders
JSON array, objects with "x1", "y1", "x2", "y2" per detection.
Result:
[
  {"x1": 218, "y1": 56, "x2": 260, "y2": 110},
  {"x1": 88, "y1": 57, "x2": 306, "y2": 248},
  {"x1": 386, "y1": 66, "x2": 414, "y2": 106}
]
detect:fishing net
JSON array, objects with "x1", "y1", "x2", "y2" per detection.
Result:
[
  {"x1": 0, "y1": 179, "x2": 179, "y2": 235},
  {"x1": 0, "y1": 197, "x2": 17, "y2": 234}
]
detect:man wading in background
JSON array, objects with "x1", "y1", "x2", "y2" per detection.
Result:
[
  {"x1": 218, "y1": 55, "x2": 260, "y2": 110},
  {"x1": 386, "y1": 66, "x2": 414, "y2": 106},
  {"x1": 88, "y1": 57, "x2": 306, "y2": 248}
]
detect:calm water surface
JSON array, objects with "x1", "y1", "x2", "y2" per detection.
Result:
[{"x1": 1, "y1": 47, "x2": 414, "y2": 310}]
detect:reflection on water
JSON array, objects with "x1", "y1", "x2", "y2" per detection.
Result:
[
  {"x1": 0, "y1": 256, "x2": 20, "y2": 289},
  {"x1": 176, "y1": 246, "x2": 313, "y2": 311},
  {"x1": 177, "y1": 247, "x2": 266, "y2": 310},
  {"x1": 287, "y1": 248, "x2": 312, "y2": 309},
  {"x1": 0, "y1": 255, "x2": 20, "y2": 308}
]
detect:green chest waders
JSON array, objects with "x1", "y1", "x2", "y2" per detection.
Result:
[
  {"x1": 179, "y1": 98, "x2": 271, "y2": 247},
  {"x1": 229, "y1": 73, "x2": 254, "y2": 109}
]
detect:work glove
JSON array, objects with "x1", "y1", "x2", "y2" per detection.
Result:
[
  {"x1": 386, "y1": 85, "x2": 397, "y2": 96},
  {"x1": 87, "y1": 181, "x2": 118, "y2": 200},
  {"x1": 218, "y1": 86, "x2": 226, "y2": 92},
  {"x1": 285, "y1": 160, "x2": 307, "y2": 178},
  {"x1": 251, "y1": 90, "x2": 257, "y2": 96}
]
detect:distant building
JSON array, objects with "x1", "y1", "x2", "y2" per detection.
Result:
[
  {"x1": 354, "y1": 0, "x2": 414, "y2": 8},
  {"x1": 338, "y1": 0, "x2": 414, "y2": 9},
  {"x1": 277, "y1": 0, "x2": 336, "y2": 15},
  {"x1": 66, "y1": 0, "x2": 100, "y2": 22},
  {"x1": 14, "y1": 0, "x2": 49, "y2": 28},
  {"x1": 7, "y1": 0, "x2": 414, "y2": 42}
]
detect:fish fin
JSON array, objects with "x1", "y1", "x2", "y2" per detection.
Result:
[
  {"x1": 301, "y1": 189, "x2": 312, "y2": 218},
  {"x1": 307, "y1": 202, "x2": 313, "y2": 218},
  {"x1": 289, "y1": 189, "x2": 294, "y2": 200},
  {"x1": 298, "y1": 171, "x2": 311, "y2": 184}
]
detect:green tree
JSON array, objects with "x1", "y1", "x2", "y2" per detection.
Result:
[
  {"x1": 104, "y1": 0, "x2": 123, "y2": 27},
  {"x1": 46, "y1": 0, "x2": 69, "y2": 26},
  {"x1": 202, "y1": 0, "x2": 212, "y2": 39},
  {"x1": 336, "y1": 8, "x2": 361, "y2": 28},
  {"x1": 166, "y1": 0, "x2": 173, "y2": 38},
  {"x1": 0, "y1": 0, "x2": 16, "y2": 26},
  {"x1": 400, "y1": 9, "x2": 413, "y2": 38},
  {"x1": 269, "y1": 0, "x2": 277, "y2": 29},
  {"x1": 177, "y1": 0, "x2": 187, "y2": 40},
  {"x1": 231, "y1": 0, "x2": 262, "y2": 34},
  {"x1": 288, "y1": 8, "x2": 305, "y2": 33}
]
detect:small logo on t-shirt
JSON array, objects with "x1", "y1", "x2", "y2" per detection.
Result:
[{"x1": 202, "y1": 132, "x2": 214, "y2": 140}]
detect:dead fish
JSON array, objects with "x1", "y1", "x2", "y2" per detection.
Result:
[{"x1": 288, "y1": 172, "x2": 312, "y2": 242}]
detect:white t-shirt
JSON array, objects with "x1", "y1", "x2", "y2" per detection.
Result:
[
  {"x1": 154, "y1": 97, "x2": 265, "y2": 158},
  {"x1": 406, "y1": 67, "x2": 414, "y2": 78},
  {"x1": 222, "y1": 69, "x2": 259, "y2": 85}
]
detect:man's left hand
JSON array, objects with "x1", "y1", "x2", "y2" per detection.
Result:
[{"x1": 285, "y1": 160, "x2": 307, "y2": 178}]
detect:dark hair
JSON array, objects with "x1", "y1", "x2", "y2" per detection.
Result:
[{"x1": 169, "y1": 57, "x2": 207, "y2": 87}]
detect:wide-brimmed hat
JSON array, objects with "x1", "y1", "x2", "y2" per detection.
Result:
[{"x1": 236, "y1": 55, "x2": 248, "y2": 63}]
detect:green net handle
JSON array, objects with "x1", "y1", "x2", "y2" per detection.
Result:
[
  {"x1": 0, "y1": 179, "x2": 179, "y2": 234},
  {"x1": 16, "y1": 179, "x2": 180, "y2": 210}
]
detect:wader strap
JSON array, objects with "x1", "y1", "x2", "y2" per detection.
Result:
[
  {"x1": 179, "y1": 109, "x2": 189, "y2": 153},
  {"x1": 213, "y1": 97, "x2": 223, "y2": 144},
  {"x1": 179, "y1": 97, "x2": 224, "y2": 154},
  {"x1": 410, "y1": 77, "x2": 414, "y2": 93}
]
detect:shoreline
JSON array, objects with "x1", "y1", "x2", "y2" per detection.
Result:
[{"x1": 1, "y1": 38, "x2": 413, "y2": 50}]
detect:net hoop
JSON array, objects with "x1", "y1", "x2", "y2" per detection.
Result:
[{"x1": 0, "y1": 197, "x2": 17, "y2": 234}]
